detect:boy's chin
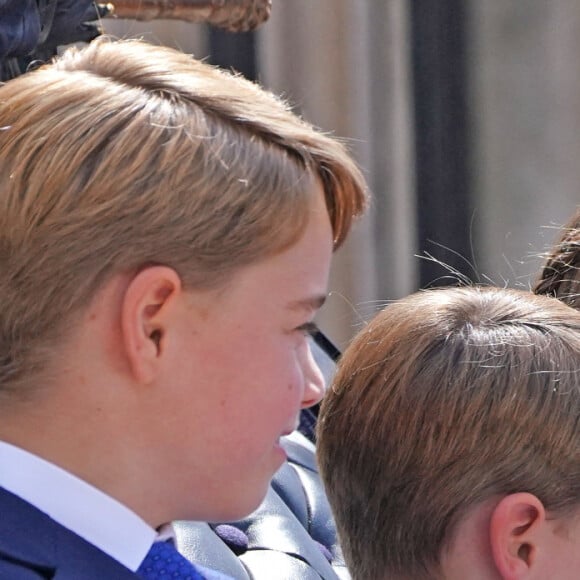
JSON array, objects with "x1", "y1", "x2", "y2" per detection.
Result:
[{"x1": 209, "y1": 484, "x2": 272, "y2": 524}]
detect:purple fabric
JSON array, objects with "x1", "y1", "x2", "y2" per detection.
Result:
[
  {"x1": 213, "y1": 524, "x2": 249, "y2": 556},
  {"x1": 0, "y1": 0, "x2": 96, "y2": 58},
  {"x1": 43, "y1": 0, "x2": 94, "y2": 47},
  {"x1": 0, "y1": 0, "x2": 40, "y2": 57}
]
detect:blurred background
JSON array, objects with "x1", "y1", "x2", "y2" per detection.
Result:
[{"x1": 104, "y1": 0, "x2": 580, "y2": 348}]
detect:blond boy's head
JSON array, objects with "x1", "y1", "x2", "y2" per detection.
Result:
[{"x1": 0, "y1": 38, "x2": 367, "y2": 394}]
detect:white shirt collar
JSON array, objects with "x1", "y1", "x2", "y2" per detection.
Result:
[{"x1": 0, "y1": 440, "x2": 157, "y2": 571}]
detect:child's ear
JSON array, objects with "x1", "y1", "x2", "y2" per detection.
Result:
[
  {"x1": 489, "y1": 493, "x2": 546, "y2": 579},
  {"x1": 120, "y1": 265, "x2": 183, "y2": 384}
]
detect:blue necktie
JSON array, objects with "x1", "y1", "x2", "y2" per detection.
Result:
[{"x1": 137, "y1": 541, "x2": 206, "y2": 580}]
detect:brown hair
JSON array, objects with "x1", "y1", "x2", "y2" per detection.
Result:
[
  {"x1": 0, "y1": 38, "x2": 368, "y2": 393},
  {"x1": 534, "y1": 207, "x2": 580, "y2": 309},
  {"x1": 317, "y1": 286, "x2": 580, "y2": 580}
]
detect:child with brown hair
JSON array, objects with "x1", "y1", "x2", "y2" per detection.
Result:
[{"x1": 318, "y1": 285, "x2": 580, "y2": 580}]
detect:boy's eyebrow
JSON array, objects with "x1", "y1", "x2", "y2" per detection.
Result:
[{"x1": 287, "y1": 294, "x2": 327, "y2": 312}]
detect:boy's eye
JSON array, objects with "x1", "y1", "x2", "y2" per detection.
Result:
[{"x1": 296, "y1": 321, "x2": 320, "y2": 337}]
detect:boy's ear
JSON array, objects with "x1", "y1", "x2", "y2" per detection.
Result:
[
  {"x1": 489, "y1": 493, "x2": 546, "y2": 579},
  {"x1": 120, "y1": 265, "x2": 183, "y2": 384}
]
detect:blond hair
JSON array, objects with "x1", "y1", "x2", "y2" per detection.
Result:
[
  {"x1": 317, "y1": 286, "x2": 580, "y2": 580},
  {"x1": 0, "y1": 38, "x2": 368, "y2": 393}
]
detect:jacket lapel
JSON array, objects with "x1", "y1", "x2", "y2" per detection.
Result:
[{"x1": 0, "y1": 486, "x2": 138, "y2": 579}]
